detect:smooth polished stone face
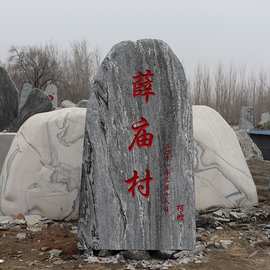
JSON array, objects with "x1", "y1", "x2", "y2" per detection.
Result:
[
  {"x1": 193, "y1": 105, "x2": 258, "y2": 210},
  {"x1": 0, "y1": 108, "x2": 86, "y2": 220},
  {"x1": 78, "y1": 39, "x2": 195, "y2": 251}
]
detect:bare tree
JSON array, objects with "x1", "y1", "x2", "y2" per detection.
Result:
[
  {"x1": 7, "y1": 44, "x2": 62, "y2": 91},
  {"x1": 59, "y1": 40, "x2": 100, "y2": 102},
  {"x1": 191, "y1": 63, "x2": 270, "y2": 126}
]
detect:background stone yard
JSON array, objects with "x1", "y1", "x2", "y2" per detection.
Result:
[{"x1": 0, "y1": 158, "x2": 269, "y2": 270}]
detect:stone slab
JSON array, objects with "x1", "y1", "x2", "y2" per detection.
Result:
[{"x1": 78, "y1": 39, "x2": 195, "y2": 251}]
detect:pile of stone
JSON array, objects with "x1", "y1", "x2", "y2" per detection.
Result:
[
  {"x1": 0, "y1": 214, "x2": 51, "y2": 232},
  {"x1": 197, "y1": 206, "x2": 270, "y2": 231}
]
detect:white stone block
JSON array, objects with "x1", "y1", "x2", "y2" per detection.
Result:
[
  {"x1": 193, "y1": 105, "x2": 258, "y2": 210},
  {"x1": 0, "y1": 108, "x2": 86, "y2": 220}
]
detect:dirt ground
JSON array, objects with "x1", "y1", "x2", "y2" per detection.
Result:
[
  {"x1": 0, "y1": 214, "x2": 270, "y2": 270},
  {"x1": 1, "y1": 159, "x2": 270, "y2": 270}
]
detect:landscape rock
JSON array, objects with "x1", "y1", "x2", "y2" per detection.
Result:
[
  {"x1": 234, "y1": 128, "x2": 263, "y2": 160},
  {"x1": 0, "y1": 104, "x2": 261, "y2": 223},
  {"x1": 120, "y1": 251, "x2": 152, "y2": 261},
  {"x1": 49, "y1": 249, "x2": 62, "y2": 259},
  {"x1": 0, "y1": 67, "x2": 19, "y2": 131},
  {"x1": 16, "y1": 232, "x2": 27, "y2": 240},
  {"x1": 78, "y1": 39, "x2": 195, "y2": 250},
  {"x1": 44, "y1": 84, "x2": 58, "y2": 108},
  {"x1": 0, "y1": 108, "x2": 86, "y2": 220},
  {"x1": 61, "y1": 100, "x2": 76, "y2": 108},
  {"x1": 19, "y1": 83, "x2": 33, "y2": 111},
  {"x1": 76, "y1": 99, "x2": 89, "y2": 108},
  {"x1": 239, "y1": 106, "x2": 255, "y2": 130},
  {"x1": 258, "y1": 112, "x2": 270, "y2": 129},
  {"x1": 11, "y1": 88, "x2": 53, "y2": 131},
  {"x1": 193, "y1": 105, "x2": 258, "y2": 210},
  {"x1": 247, "y1": 159, "x2": 270, "y2": 202}
]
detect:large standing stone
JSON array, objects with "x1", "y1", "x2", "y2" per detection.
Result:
[
  {"x1": 78, "y1": 39, "x2": 195, "y2": 251},
  {"x1": 0, "y1": 108, "x2": 86, "y2": 220},
  {"x1": 44, "y1": 84, "x2": 58, "y2": 108},
  {"x1": 19, "y1": 83, "x2": 33, "y2": 111},
  {"x1": 239, "y1": 106, "x2": 255, "y2": 130},
  {"x1": 0, "y1": 67, "x2": 18, "y2": 131},
  {"x1": 11, "y1": 88, "x2": 53, "y2": 131}
]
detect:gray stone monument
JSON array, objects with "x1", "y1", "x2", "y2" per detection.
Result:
[
  {"x1": 44, "y1": 84, "x2": 58, "y2": 108},
  {"x1": 10, "y1": 88, "x2": 53, "y2": 131},
  {"x1": 0, "y1": 67, "x2": 18, "y2": 131},
  {"x1": 19, "y1": 83, "x2": 33, "y2": 111},
  {"x1": 78, "y1": 39, "x2": 195, "y2": 251},
  {"x1": 239, "y1": 106, "x2": 255, "y2": 130}
]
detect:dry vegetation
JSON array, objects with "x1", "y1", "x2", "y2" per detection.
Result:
[
  {"x1": 1, "y1": 43, "x2": 270, "y2": 124},
  {"x1": 2, "y1": 40, "x2": 100, "y2": 103},
  {"x1": 190, "y1": 64, "x2": 270, "y2": 125}
]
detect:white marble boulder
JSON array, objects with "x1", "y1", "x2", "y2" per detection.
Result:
[
  {"x1": 61, "y1": 100, "x2": 76, "y2": 108},
  {"x1": 0, "y1": 105, "x2": 258, "y2": 220},
  {"x1": 0, "y1": 108, "x2": 86, "y2": 220},
  {"x1": 193, "y1": 105, "x2": 258, "y2": 210}
]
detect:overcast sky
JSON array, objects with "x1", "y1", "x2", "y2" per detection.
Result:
[{"x1": 1, "y1": 0, "x2": 270, "y2": 75}]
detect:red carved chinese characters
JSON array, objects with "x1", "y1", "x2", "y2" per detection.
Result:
[
  {"x1": 125, "y1": 169, "x2": 154, "y2": 199},
  {"x1": 176, "y1": 204, "x2": 184, "y2": 222},
  {"x1": 132, "y1": 70, "x2": 155, "y2": 103},
  {"x1": 128, "y1": 117, "x2": 153, "y2": 151},
  {"x1": 125, "y1": 70, "x2": 155, "y2": 199},
  {"x1": 163, "y1": 144, "x2": 172, "y2": 215}
]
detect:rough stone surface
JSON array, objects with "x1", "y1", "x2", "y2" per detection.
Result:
[
  {"x1": 234, "y1": 128, "x2": 263, "y2": 161},
  {"x1": 0, "y1": 67, "x2": 18, "y2": 131},
  {"x1": 0, "y1": 133, "x2": 16, "y2": 175},
  {"x1": 239, "y1": 106, "x2": 255, "y2": 130},
  {"x1": 19, "y1": 83, "x2": 33, "y2": 111},
  {"x1": 44, "y1": 84, "x2": 58, "y2": 108},
  {"x1": 11, "y1": 88, "x2": 53, "y2": 131},
  {"x1": 78, "y1": 39, "x2": 195, "y2": 251},
  {"x1": 0, "y1": 108, "x2": 86, "y2": 220},
  {"x1": 247, "y1": 159, "x2": 270, "y2": 202},
  {"x1": 193, "y1": 105, "x2": 258, "y2": 210}
]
